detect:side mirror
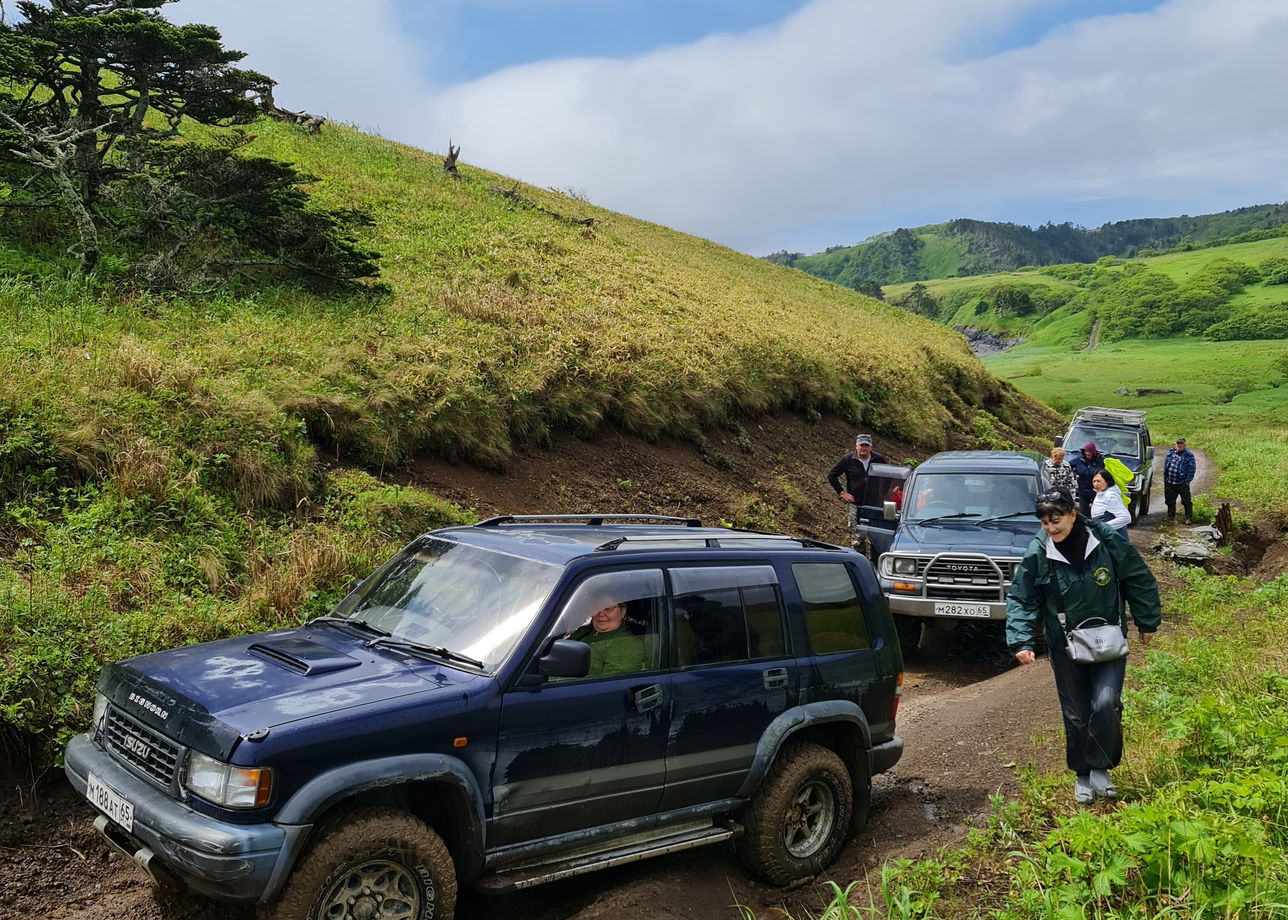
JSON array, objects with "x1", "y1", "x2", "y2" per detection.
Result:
[
  {"x1": 537, "y1": 639, "x2": 590, "y2": 679},
  {"x1": 1146, "y1": 446, "x2": 1154, "y2": 461},
  {"x1": 882, "y1": 500, "x2": 899, "y2": 521}
]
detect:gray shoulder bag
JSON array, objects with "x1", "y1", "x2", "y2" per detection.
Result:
[
  {"x1": 1059, "y1": 613, "x2": 1129, "y2": 663},
  {"x1": 1048, "y1": 568, "x2": 1129, "y2": 664}
]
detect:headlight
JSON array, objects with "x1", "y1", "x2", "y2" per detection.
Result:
[
  {"x1": 1131, "y1": 475, "x2": 1144, "y2": 491},
  {"x1": 91, "y1": 693, "x2": 109, "y2": 733},
  {"x1": 892, "y1": 557, "x2": 918, "y2": 576},
  {"x1": 185, "y1": 751, "x2": 273, "y2": 808}
]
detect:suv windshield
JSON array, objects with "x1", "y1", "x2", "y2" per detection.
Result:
[
  {"x1": 329, "y1": 537, "x2": 561, "y2": 672},
  {"x1": 904, "y1": 473, "x2": 1037, "y2": 521},
  {"x1": 1065, "y1": 425, "x2": 1139, "y2": 459}
]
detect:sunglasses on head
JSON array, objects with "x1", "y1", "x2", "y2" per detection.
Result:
[{"x1": 1035, "y1": 488, "x2": 1074, "y2": 506}]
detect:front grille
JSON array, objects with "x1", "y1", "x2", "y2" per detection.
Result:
[
  {"x1": 920, "y1": 554, "x2": 1018, "y2": 601},
  {"x1": 103, "y1": 706, "x2": 183, "y2": 789}
]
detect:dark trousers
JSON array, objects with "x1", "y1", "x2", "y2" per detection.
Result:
[
  {"x1": 1077, "y1": 494, "x2": 1093, "y2": 517},
  {"x1": 1048, "y1": 641, "x2": 1127, "y2": 774},
  {"x1": 1164, "y1": 481, "x2": 1192, "y2": 519}
]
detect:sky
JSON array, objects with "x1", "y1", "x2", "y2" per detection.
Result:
[{"x1": 169, "y1": 0, "x2": 1288, "y2": 257}]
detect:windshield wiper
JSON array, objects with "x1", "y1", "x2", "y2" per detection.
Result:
[
  {"x1": 365, "y1": 636, "x2": 485, "y2": 669},
  {"x1": 910, "y1": 512, "x2": 980, "y2": 524},
  {"x1": 306, "y1": 614, "x2": 390, "y2": 637},
  {"x1": 975, "y1": 512, "x2": 1038, "y2": 524}
]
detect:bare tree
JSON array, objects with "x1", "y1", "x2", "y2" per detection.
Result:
[{"x1": 3, "y1": 113, "x2": 105, "y2": 272}]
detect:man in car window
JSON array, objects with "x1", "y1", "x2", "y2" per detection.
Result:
[{"x1": 570, "y1": 597, "x2": 646, "y2": 675}]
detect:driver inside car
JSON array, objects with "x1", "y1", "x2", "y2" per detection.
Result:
[{"x1": 569, "y1": 596, "x2": 646, "y2": 675}]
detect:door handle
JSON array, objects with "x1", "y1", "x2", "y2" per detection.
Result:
[
  {"x1": 763, "y1": 667, "x2": 789, "y2": 690},
  {"x1": 631, "y1": 684, "x2": 663, "y2": 713}
]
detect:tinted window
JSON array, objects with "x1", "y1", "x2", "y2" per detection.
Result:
[
  {"x1": 671, "y1": 566, "x2": 785, "y2": 666},
  {"x1": 792, "y1": 562, "x2": 870, "y2": 653}
]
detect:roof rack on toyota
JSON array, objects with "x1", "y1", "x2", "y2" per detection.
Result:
[
  {"x1": 1071, "y1": 407, "x2": 1147, "y2": 426},
  {"x1": 594, "y1": 533, "x2": 839, "y2": 552},
  {"x1": 475, "y1": 513, "x2": 703, "y2": 527}
]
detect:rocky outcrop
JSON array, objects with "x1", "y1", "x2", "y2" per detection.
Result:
[{"x1": 954, "y1": 326, "x2": 1023, "y2": 357}]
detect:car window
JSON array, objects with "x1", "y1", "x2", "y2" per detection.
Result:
[
  {"x1": 545, "y1": 570, "x2": 665, "y2": 677},
  {"x1": 792, "y1": 562, "x2": 870, "y2": 654},
  {"x1": 670, "y1": 565, "x2": 785, "y2": 666}
]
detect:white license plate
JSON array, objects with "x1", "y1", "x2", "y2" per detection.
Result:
[
  {"x1": 86, "y1": 773, "x2": 134, "y2": 833},
  {"x1": 933, "y1": 602, "x2": 992, "y2": 619}
]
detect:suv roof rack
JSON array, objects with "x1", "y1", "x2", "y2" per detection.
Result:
[
  {"x1": 594, "y1": 532, "x2": 838, "y2": 552},
  {"x1": 1071, "y1": 407, "x2": 1147, "y2": 426},
  {"x1": 475, "y1": 513, "x2": 703, "y2": 528}
]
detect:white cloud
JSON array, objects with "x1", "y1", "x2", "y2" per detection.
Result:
[
  {"x1": 170, "y1": 0, "x2": 1288, "y2": 253},
  {"x1": 172, "y1": 0, "x2": 429, "y2": 135}
]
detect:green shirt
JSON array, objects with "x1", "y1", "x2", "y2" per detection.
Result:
[{"x1": 571, "y1": 624, "x2": 646, "y2": 675}]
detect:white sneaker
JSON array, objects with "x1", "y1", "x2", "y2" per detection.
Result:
[
  {"x1": 1089, "y1": 770, "x2": 1117, "y2": 799},
  {"x1": 1074, "y1": 774, "x2": 1094, "y2": 804}
]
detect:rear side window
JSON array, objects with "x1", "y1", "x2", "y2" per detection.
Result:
[
  {"x1": 792, "y1": 563, "x2": 870, "y2": 653},
  {"x1": 670, "y1": 566, "x2": 786, "y2": 666}
]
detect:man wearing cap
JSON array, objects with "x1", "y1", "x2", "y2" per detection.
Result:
[
  {"x1": 827, "y1": 434, "x2": 887, "y2": 558},
  {"x1": 1164, "y1": 437, "x2": 1196, "y2": 524}
]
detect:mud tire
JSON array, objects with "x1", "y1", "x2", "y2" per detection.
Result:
[
  {"x1": 263, "y1": 807, "x2": 457, "y2": 920},
  {"x1": 736, "y1": 742, "x2": 853, "y2": 886}
]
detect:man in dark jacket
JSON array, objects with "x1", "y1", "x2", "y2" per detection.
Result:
[
  {"x1": 1067, "y1": 441, "x2": 1106, "y2": 517},
  {"x1": 1163, "y1": 436, "x2": 1197, "y2": 523},
  {"x1": 827, "y1": 434, "x2": 886, "y2": 557}
]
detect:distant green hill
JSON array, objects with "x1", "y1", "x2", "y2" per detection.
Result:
[
  {"x1": 766, "y1": 203, "x2": 1288, "y2": 291},
  {"x1": 881, "y1": 235, "x2": 1288, "y2": 349}
]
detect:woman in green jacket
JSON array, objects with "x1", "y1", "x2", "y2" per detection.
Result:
[{"x1": 1006, "y1": 487, "x2": 1160, "y2": 804}]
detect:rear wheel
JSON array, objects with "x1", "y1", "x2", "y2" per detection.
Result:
[
  {"x1": 265, "y1": 807, "x2": 457, "y2": 920},
  {"x1": 736, "y1": 742, "x2": 853, "y2": 886}
]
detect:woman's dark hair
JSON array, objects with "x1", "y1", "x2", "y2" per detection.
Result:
[
  {"x1": 1091, "y1": 469, "x2": 1113, "y2": 488},
  {"x1": 1035, "y1": 486, "x2": 1076, "y2": 517}
]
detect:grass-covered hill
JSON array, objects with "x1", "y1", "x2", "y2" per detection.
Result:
[
  {"x1": 0, "y1": 118, "x2": 1056, "y2": 754},
  {"x1": 767, "y1": 203, "x2": 1288, "y2": 290}
]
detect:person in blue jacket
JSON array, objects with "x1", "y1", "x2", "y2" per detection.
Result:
[
  {"x1": 1006, "y1": 487, "x2": 1160, "y2": 805},
  {"x1": 1163, "y1": 436, "x2": 1197, "y2": 524},
  {"x1": 1067, "y1": 441, "x2": 1106, "y2": 517}
]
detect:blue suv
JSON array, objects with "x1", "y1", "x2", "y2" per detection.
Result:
[{"x1": 65, "y1": 515, "x2": 904, "y2": 919}]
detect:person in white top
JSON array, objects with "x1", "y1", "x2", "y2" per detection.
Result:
[{"x1": 1090, "y1": 469, "x2": 1130, "y2": 537}]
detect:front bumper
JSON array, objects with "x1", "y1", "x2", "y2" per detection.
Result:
[
  {"x1": 883, "y1": 594, "x2": 1008, "y2": 622},
  {"x1": 64, "y1": 733, "x2": 300, "y2": 905}
]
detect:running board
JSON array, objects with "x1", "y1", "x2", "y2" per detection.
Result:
[{"x1": 473, "y1": 823, "x2": 737, "y2": 892}]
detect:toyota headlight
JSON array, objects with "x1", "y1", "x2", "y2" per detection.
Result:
[
  {"x1": 892, "y1": 557, "x2": 918, "y2": 576},
  {"x1": 185, "y1": 751, "x2": 273, "y2": 808}
]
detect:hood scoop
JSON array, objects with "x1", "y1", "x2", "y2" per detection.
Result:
[{"x1": 248, "y1": 636, "x2": 363, "y2": 675}]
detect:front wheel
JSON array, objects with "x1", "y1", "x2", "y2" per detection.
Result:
[
  {"x1": 736, "y1": 742, "x2": 853, "y2": 886},
  {"x1": 264, "y1": 807, "x2": 457, "y2": 920}
]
